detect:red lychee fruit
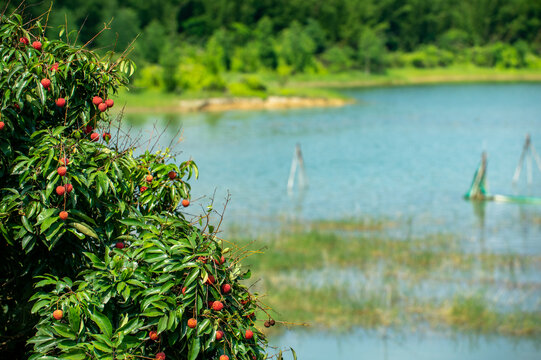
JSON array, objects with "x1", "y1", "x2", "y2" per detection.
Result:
[
  {"x1": 115, "y1": 242, "x2": 125, "y2": 249},
  {"x1": 50, "y1": 63, "x2": 59, "y2": 71},
  {"x1": 168, "y1": 171, "x2": 176, "y2": 180},
  {"x1": 269, "y1": 319, "x2": 276, "y2": 326},
  {"x1": 13, "y1": 103, "x2": 20, "y2": 110},
  {"x1": 53, "y1": 309, "x2": 63, "y2": 320},
  {"x1": 56, "y1": 98, "x2": 66, "y2": 107},
  {"x1": 187, "y1": 318, "x2": 197, "y2": 328},
  {"x1": 245, "y1": 330, "x2": 253, "y2": 340},
  {"x1": 222, "y1": 284, "x2": 231, "y2": 294},
  {"x1": 212, "y1": 301, "x2": 224, "y2": 311},
  {"x1": 59, "y1": 157, "x2": 69, "y2": 165},
  {"x1": 216, "y1": 330, "x2": 224, "y2": 340},
  {"x1": 92, "y1": 96, "x2": 103, "y2": 105},
  {"x1": 197, "y1": 256, "x2": 207, "y2": 263},
  {"x1": 56, "y1": 185, "x2": 66, "y2": 196},
  {"x1": 98, "y1": 103, "x2": 108, "y2": 112},
  {"x1": 65, "y1": 184, "x2": 73, "y2": 193},
  {"x1": 155, "y1": 352, "x2": 166, "y2": 360},
  {"x1": 84, "y1": 125, "x2": 93, "y2": 134},
  {"x1": 214, "y1": 255, "x2": 226, "y2": 265},
  {"x1": 182, "y1": 199, "x2": 190, "y2": 207},
  {"x1": 57, "y1": 166, "x2": 67, "y2": 176},
  {"x1": 145, "y1": 175, "x2": 153, "y2": 183},
  {"x1": 105, "y1": 99, "x2": 114, "y2": 108},
  {"x1": 90, "y1": 133, "x2": 100, "y2": 142},
  {"x1": 264, "y1": 321, "x2": 271, "y2": 328},
  {"x1": 140, "y1": 186, "x2": 148, "y2": 193},
  {"x1": 220, "y1": 355, "x2": 229, "y2": 360},
  {"x1": 0, "y1": 122, "x2": 4, "y2": 131},
  {"x1": 41, "y1": 78, "x2": 51, "y2": 89},
  {"x1": 149, "y1": 330, "x2": 158, "y2": 341},
  {"x1": 59, "y1": 211, "x2": 68, "y2": 221},
  {"x1": 32, "y1": 41, "x2": 42, "y2": 50},
  {"x1": 102, "y1": 132, "x2": 111, "y2": 142},
  {"x1": 19, "y1": 37, "x2": 29, "y2": 45},
  {"x1": 206, "y1": 275, "x2": 215, "y2": 285}
]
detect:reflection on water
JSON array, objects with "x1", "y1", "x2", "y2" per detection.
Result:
[{"x1": 270, "y1": 329, "x2": 541, "y2": 360}]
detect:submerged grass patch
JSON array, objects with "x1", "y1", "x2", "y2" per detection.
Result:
[{"x1": 232, "y1": 223, "x2": 541, "y2": 337}]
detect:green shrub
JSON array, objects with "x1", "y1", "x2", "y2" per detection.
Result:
[
  {"x1": 175, "y1": 60, "x2": 226, "y2": 92},
  {"x1": 438, "y1": 29, "x2": 471, "y2": 53},
  {"x1": 228, "y1": 76, "x2": 268, "y2": 98},
  {"x1": 275, "y1": 21, "x2": 317, "y2": 73},
  {"x1": 0, "y1": 11, "x2": 272, "y2": 360},
  {"x1": 321, "y1": 46, "x2": 355, "y2": 73},
  {"x1": 404, "y1": 45, "x2": 454, "y2": 68},
  {"x1": 231, "y1": 44, "x2": 262, "y2": 73},
  {"x1": 133, "y1": 65, "x2": 164, "y2": 90}
]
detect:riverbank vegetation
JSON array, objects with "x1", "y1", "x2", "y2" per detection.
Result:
[{"x1": 10, "y1": 0, "x2": 541, "y2": 104}]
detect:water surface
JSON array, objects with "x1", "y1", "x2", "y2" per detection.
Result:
[{"x1": 125, "y1": 83, "x2": 541, "y2": 254}]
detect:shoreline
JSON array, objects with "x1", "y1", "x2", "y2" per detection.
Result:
[
  {"x1": 117, "y1": 70, "x2": 541, "y2": 114},
  {"x1": 122, "y1": 95, "x2": 353, "y2": 114}
]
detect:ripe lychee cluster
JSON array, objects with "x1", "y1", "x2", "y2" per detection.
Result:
[
  {"x1": 54, "y1": 159, "x2": 73, "y2": 221},
  {"x1": 92, "y1": 96, "x2": 114, "y2": 112}
]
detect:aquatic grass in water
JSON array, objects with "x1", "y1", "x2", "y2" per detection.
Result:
[{"x1": 232, "y1": 223, "x2": 541, "y2": 337}]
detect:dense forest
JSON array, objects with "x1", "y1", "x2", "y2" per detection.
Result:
[{"x1": 5, "y1": 0, "x2": 541, "y2": 92}]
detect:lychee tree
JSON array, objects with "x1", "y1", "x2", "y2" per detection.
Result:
[{"x1": 0, "y1": 11, "x2": 274, "y2": 360}]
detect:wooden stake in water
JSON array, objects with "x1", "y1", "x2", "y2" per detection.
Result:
[
  {"x1": 512, "y1": 134, "x2": 541, "y2": 185},
  {"x1": 287, "y1": 144, "x2": 308, "y2": 195}
]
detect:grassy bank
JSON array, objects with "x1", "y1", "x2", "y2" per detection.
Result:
[
  {"x1": 114, "y1": 66, "x2": 541, "y2": 113},
  {"x1": 286, "y1": 65, "x2": 541, "y2": 88},
  {"x1": 227, "y1": 220, "x2": 541, "y2": 337}
]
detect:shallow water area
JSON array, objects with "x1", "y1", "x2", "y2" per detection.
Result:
[{"x1": 270, "y1": 329, "x2": 541, "y2": 360}]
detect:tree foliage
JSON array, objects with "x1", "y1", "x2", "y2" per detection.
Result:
[
  {"x1": 0, "y1": 10, "x2": 271, "y2": 360},
  {"x1": 7, "y1": 0, "x2": 539, "y2": 93},
  {"x1": 11, "y1": 0, "x2": 541, "y2": 55}
]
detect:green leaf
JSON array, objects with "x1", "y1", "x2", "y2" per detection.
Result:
[
  {"x1": 157, "y1": 314, "x2": 168, "y2": 334},
  {"x1": 36, "y1": 208, "x2": 56, "y2": 225},
  {"x1": 59, "y1": 350, "x2": 86, "y2": 360},
  {"x1": 184, "y1": 268, "x2": 200, "y2": 288},
  {"x1": 119, "y1": 218, "x2": 147, "y2": 228},
  {"x1": 93, "y1": 341, "x2": 113, "y2": 353},
  {"x1": 198, "y1": 318, "x2": 211, "y2": 334},
  {"x1": 90, "y1": 310, "x2": 113, "y2": 338},
  {"x1": 188, "y1": 336, "x2": 200, "y2": 360},
  {"x1": 68, "y1": 307, "x2": 81, "y2": 335},
  {"x1": 117, "y1": 317, "x2": 140, "y2": 336},
  {"x1": 71, "y1": 222, "x2": 99, "y2": 239},
  {"x1": 53, "y1": 324, "x2": 77, "y2": 340},
  {"x1": 40, "y1": 215, "x2": 57, "y2": 233},
  {"x1": 21, "y1": 215, "x2": 34, "y2": 233},
  {"x1": 31, "y1": 299, "x2": 50, "y2": 314}
]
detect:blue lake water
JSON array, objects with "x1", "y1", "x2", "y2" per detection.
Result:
[
  {"x1": 123, "y1": 83, "x2": 541, "y2": 359},
  {"x1": 269, "y1": 329, "x2": 541, "y2": 360},
  {"x1": 125, "y1": 83, "x2": 541, "y2": 254}
]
